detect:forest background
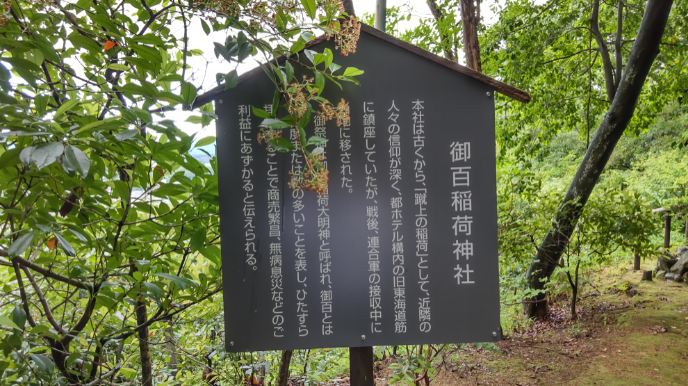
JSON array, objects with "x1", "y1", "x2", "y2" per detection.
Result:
[{"x1": 0, "y1": 0, "x2": 686, "y2": 385}]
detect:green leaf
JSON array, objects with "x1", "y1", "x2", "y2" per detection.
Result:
[
  {"x1": 300, "y1": 0, "x2": 317, "y2": 19},
  {"x1": 252, "y1": 106, "x2": 272, "y2": 119},
  {"x1": 181, "y1": 83, "x2": 197, "y2": 106},
  {"x1": 0, "y1": 315, "x2": 19, "y2": 329},
  {"x1": 63, "y1": 145, "x2": 90, "y2": 176},
  {"x1": 107, "y1": 63, "x2": 130, "y2": 71},
  {"x1": 154, "y1": 273, "x2": 198, "y2": 290},
  {"x1": 69, "y1": 229, "x2": 88, "y2": 242},
  {"x1": 307, "y1": 136, "x2": 328, "y2": 146},
  {"x1": 131, "y1": 34, "x2": 165, "y2": 46},
  {"x1": 0, "y1": 147, "x2": 21, "y2": 170},
  {"x1": 0, "y1": 57, "x2": 41, "y2": 86},
  {"x1": 303, "y1": 49, "x2": 316, "y2": 65},
  {"x1": 32, "y1": 142, "x2": 64, "y2": 170},
  {"x1": 268, "y1": 137, "x2": 296, "y2": 152},
  {"x1": 315, "y1": 72, "x2": 325, "y2": 95},
  {"x1": 113, "y1": 180, "x2": 131, "y2": 203},
  {"x1": 224, "y1": 70, "x2": 239, "y2": 90},
  {"x1": 189, "y1": 228, "x2": 207, "y2": 252},
  {"x1": 131, "y1": 44, "x2": 162, "y2": 63},
  {"x1": 290, "y1": 41, "x2": 306, "y2": 53},
  {"x1": 114, "y1": 129, "x2": 138, "y2": 141},
  {"x1": 19, "y1": 147, "x2": 35, "y2": 167},
  {"x1": 29, "y1": 354, "x2": 54, "y2": 375},
  {"x1": 54, "y1": 232, "x2": 75, "y2": 257},
  {"x1": 144, "y1": 282, "x2": 161, "y2": 300},
  {"x1": 12, "y1": 306, "x2": 26, "y2": 330},
  {"x1": 201, "y1": 19, "x2": 211, "y2": 35},
  {"x1": 199, "y1": 245, "x2": 221, "y2": 266},
  {"x1": 195, "y1": 136, "x2": 216, "y2": 148},
  {"x1": 343, "y1": 67, "x2": 364, "y2": 77},
  {"x1": 54, "y1": 99, "x2": 79, "y2": 120},
  {"x1": 285, "y1": 61, "x2": 294, "y2": 82},
  {"x1": 324, "y1": 48, "x2": 333, "y2": 69},
  {"x1": 259, "y1": 118, "x2": 291, "y2": 129},
  {"x1": 69, "y1": 33, "x2": 102, "y2": 54}
]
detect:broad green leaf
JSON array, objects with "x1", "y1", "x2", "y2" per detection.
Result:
[
  {"x1": 252, "y1": 107, "x2": 271, "y2": 119},
  {"x1": 199, "y1": 245, "x2": 221, "y2": 266},
  {"x1": 195, "y1": 136, "x2": 216, "y2": 148},
  {"x1": 259, "y1": 118, "x2": 291, "y2": 129},
  {"x1": 114, "y1": 129, "x2": 138, "y2": 141},
  {"x1": 0, "y1": 315, "x2": 19, "y2": 329},
  {"x1": 113, "y1": 180, "x2": 131, "y2": 203},
  {"x1": 0, "y1": 148, "x2": 21, "y2": 170},
  {"x1": 290, "y1": 41, "x2": 306, "y2": 53},
  {"x1": 63, "y1": 145, "x2": 90, "y2": 176},
  {"x1": 69, "y1": 33, "x2": 102, "y2": 54},
  {"x1": 0, "y1": 57, "x2": 41, "y2": 86},
  {"x1": 285, "y1": 61, "x2": 294, "y2": 82},
  {"x1": 54, "y1": 99, "x2": 79, "y2": 120},
  {"x1": 154, "y1": 273, "x2": 198, "y2": 290},
  {"x1": 131, "y1": 44, "x2": 162, "y2": 63},
  {"x1": 12, "y1": 306, "x2": 26, "y2": 330},
  {"x1": 107, "y1": 63, "x2": 130, "y2": 71},
  {"x1": 307, "y1": 136, "x2": 328, "y2": 146},
  {"x1": 315, "y1": 72, "x2": 325, "y2": 95},
  {"x1": 69, "y1": 229, "x2": 88, "y2": 242},
  {"x1": 189, "y1": 228, "x2": 206, "y2": 252},
  {"x1": 268, "y1": 137, "x2": 296, "y2": 152},
  {"x1": 54, "y1": 232, "x2": 75, "y2": 257},
  {"x1": 74, "y1": 120, "x2": 107, "y2": 135},
  {"x1": 19, "y1": 147, "x2": 35, "y2": 167},
  {"x1": 144, "y1": 282, "x2": 161, "y2": 300},
  {"x1": 32, "y1": 142, "x2": 64, "y2": 169},
  {"x1": 29, "y1": 354, "x2": 54, "y2": 374},
  {"x1": 131, "y1": 34, "x2": 165, "y2": 46},
  {"x1": 343, "y1": 67, "x2": 364, "y2": 77},
  {"x1": 201, "y1": 19, "x2": 211, "y2": 35},
  {"x1": 224, "y1": 70, "x2": 239, "y2": 90},
  {"x1": 300, "y1": 0, "x2": 317, "y2": 19},
  {"x1": 181, "y1": 82, "x2": 197, "y2": 106},
  {"x1": 324, "y1": 48, "x2": 333, "y2": 69}
]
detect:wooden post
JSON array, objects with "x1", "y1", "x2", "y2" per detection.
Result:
[
  {"x1": 664, "y1": 214, "x2": 671, "y2": 249},
  {"x1": 633, "y1": 251, "x2": 640, "y2": 271},
  {"x1": 685, "y1": 215, "x2": 687, "y2": 242},
  {"x1": 349, "y1": 347, "x2": 374, "y2": 386}
]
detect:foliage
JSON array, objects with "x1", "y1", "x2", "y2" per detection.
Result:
[{"x1": 0, "y1": 0, "x2": 360, "y2": 385}]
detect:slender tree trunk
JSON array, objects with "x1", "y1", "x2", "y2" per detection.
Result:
[
  {"x1": 633, "y1": 251, "x2": 641, "y2": 271},
  {"x1": 664, "y1": 214, "x2": 672, "y2": 249},
  {"x1": 276, "y1": 350, "x2": 293, "y2": 386},
  {"x1": 684, "y1": 215, "x2": 688, "y2": 241},
  {"x1": 342, "y1": 0, "x2": 355, "y2": 17},
  {"x1": 459, "y1": 0, "x2": 482, "y2": 71},
  {"x1": 165, "y1": 319, "x2": 178, "y2": 379},
  {"x1": 136, "y1": 296, "x2": 153, "y2": 386},
  {"x1": 523, "y1": 0, "x2": 674, "y2": 318}
]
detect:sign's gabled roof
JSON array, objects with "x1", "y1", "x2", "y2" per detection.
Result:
[{"x1": 193, "y1": 23, "x2": 530, "y2": 109}]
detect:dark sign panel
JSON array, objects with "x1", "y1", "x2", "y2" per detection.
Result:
[{"x1": 215, "y1": 30, "x2": 500, "y2": 352}]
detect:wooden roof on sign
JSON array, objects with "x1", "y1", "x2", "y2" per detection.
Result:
[{"x1": 192, "y1": 23, "x2": 530, "y2": 109}]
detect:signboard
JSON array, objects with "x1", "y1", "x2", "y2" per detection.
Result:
[{"x1": 215, "y1": 30, "x2": 500, "y2": 352}]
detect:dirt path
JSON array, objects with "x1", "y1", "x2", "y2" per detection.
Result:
[{"x1": 373, "y1": 263, "x2": 688, "y2": 386}]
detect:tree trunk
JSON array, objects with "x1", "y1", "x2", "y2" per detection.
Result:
[
  {"x1": 276, "y1": 350, "x2": 293, "y2": 386},
  {"x1": 459, "y1": 0, "x2": 481, "y2": 71},
  {"x1": 633, "y1": 251, "x2": 641, "y2": 271},
  {"x1": 664, "y1": 214, "x2": 671, "y2": 249},
  {"x1": 523, "y1": 0, "x2": 674, "y2": 318},
  {"x1": 685, "y1": 215, "x2": 688, "y2": 241},
  {"x1": 165, "y1": 319, "x2": 178, "y2": 379},
  {"x1": 342, "y1": 0, "x2": 355, "y2": 17},
  {"x1": 136, "y1": 297, "x2": 153, "y2": 386}
]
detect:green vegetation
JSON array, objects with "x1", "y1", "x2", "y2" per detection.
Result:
[{"x1": 1, "y1": 0, "x2": 686, "y2": 385}]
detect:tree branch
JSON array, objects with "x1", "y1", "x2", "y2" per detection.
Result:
[
  {"x1": 591, "y1": 0, "x2": 617, "y2": 102},
  {"x1": 12, "y1": 260, "x2": 37, "y2": 328},
  {"x1": 615, "y1": 0, "x2": 624, "y2": 88},
  {"x1": 21, "y1": 266, "x2": 68, "y2": 335},
  {"x1": 13, "y1": 256, "x2": 90, "y2": 290},
  {"x1": 427, "y1": 0, "x2": 456, "y2": 61}
]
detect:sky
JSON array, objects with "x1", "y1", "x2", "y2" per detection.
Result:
[{"x1": 169, "y1": 1, "x2": 501, "y2": 139}]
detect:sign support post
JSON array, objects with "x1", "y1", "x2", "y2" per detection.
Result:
[{"x1": 349, "y1": 347, "x2": 374, "y2": 386}]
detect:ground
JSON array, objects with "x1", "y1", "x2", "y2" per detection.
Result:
[{"x1": 367, "y1": 261, "x2": 688, "y2": 386}]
